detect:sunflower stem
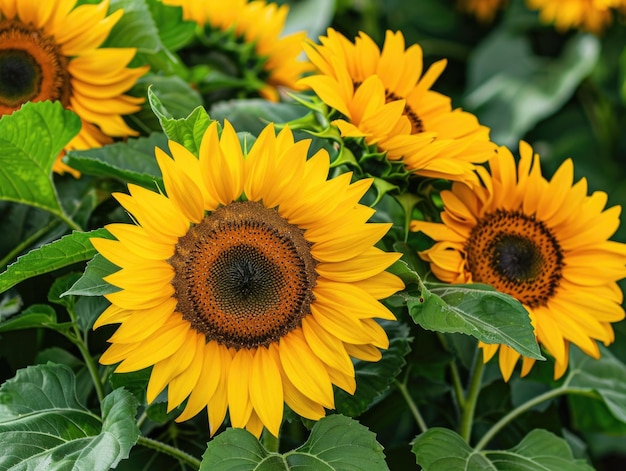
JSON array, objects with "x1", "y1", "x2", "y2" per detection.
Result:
[
  {"x1": 458, "y1": 352, "x2": 484, "y2": 443},
  {"x1": 474, "y1": 386, "x2": 598, "y2": 451},
  {"x1": 73, "y1": 330, "x2": 105, "y2": 404},
  {"x1": 0, "y1": 219, "x2": 62, "y2": 269},
  {"x1": 394, "y1": 379, "x2": 428, "y2": 433},
  {"x1": 136, "y1": 436, "x2": 202, "y2": 470}
]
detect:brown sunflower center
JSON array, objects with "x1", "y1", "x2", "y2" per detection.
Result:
[
  {"x1": 352, "y1": 80, "x2": 424, "y2": 134},
  {"x1": 465, "y1": 209, "x2": 564, "y2": 308},
  {"x1": 169, "y1": 200, "x2": 318, "y2": 349},
  {"x1": 0, "y1": 19, "x2": 70, "y2": 115},
  {"x1": 385, "y1": 90, "x2": 424, "y2": 134}
]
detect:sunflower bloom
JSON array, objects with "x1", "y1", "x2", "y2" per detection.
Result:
[
  {"x1": 411, "y1": 141, "x2": 626, "y2": 380},
  {"x1": 299, "y1": 28, "x2": 496, "y2": 185},
  {"x1": 525, "y1": 0, "x2": 623, "y2": 33},
  {"x1": 91, "y1": 120, "x2": 404, "y2": 438},
  {"x1": 457, "y1": 0, "x2": 508, "y2": 22},
  {"x1": 161, "y1": 0, "x2": 311, "y2": 101},
  {"x1": 0, "y1": 0, "x2": 148, "y2": 176}
]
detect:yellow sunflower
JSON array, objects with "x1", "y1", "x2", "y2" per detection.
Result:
[
  {"x1": 161, "y1": 0, "x2": 311, "y2": 102},
  {"x1": 0, "y1": 0, "x2": 148, "y2": 176},
  {"x1": 91, "y1": 120, "x2": 404, "y2": 438},
  {"x1": 411, "y1": 141, "x2": 626, "y2": 380},
  {"x1": 457, "y1": 0, "x2": 508, "y2": 23},
  {"x1": 525, "y1": 0, "x2": 622, "y2": 33},
  {"x1": 299, "y1": 28, "x2": 496, "y2": 185}
]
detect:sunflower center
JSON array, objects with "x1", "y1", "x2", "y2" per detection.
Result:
[
  {"x1": 386, "y1": 90, "x2": 424, "y2": 134},
  {"x1": 169, "y1": 200, "x2": 318, "y2": 349},
  {"x1": 465, "y1": 209, "x2": 564, "y2": 307},
  {"x1": 0, "y1": 20, "x2": 70, "y2": 114}
]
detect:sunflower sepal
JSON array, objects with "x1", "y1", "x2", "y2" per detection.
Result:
[{"x1": 408, "y1": 278, "x2": 544, "y2": 361}]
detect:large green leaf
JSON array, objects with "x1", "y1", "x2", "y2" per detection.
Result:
[
  {"x1": 412, "y1": 428, "x2": 593, "y2": 470},
  {"x1": 335, "y1": 321, "x2": 412, "y2": 417},
  {"x1": 0, "y1": 100, "x2": 81, "y2": 223},
  {"x1": 65, "y1": 133, "x2": 166, "y2": 188},
  {"x1": 0, "y1": 228, "x2": 114, "y2": 295},
  {"x1": 200, "y1": 414, "x2": 388, "y2": 470},
  {"x1": 0, "y1": 363, "x2": 140, "y2": 470},
  {"x1": 565, "y1": 345, "x2": 626, "y2": 425},
  {"x1": 407, "y1": 281, "x2": 543, "y2": 360},
  {"x1": 107, "y1": 0, "x2": 161, "y2": 53},
  {"x1": 147, "y1": 0, "x2": 196, "y2": 51},
  {"x1": 209, "y1": 98, "x2": 308, "y2": 136},
  {"x1": 282, "y1": 0, "x2": 335, "y2": 40},
  {"x1": 465, "y1": 29, "x2": 599, "y2": 147},
  {"x1": 148, "y1": 87, "x2": 212, "y2": 156}
]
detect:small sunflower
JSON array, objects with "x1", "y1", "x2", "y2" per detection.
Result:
[
  {"x1": 0, "y1": 0, "x2": 148, "y2": 176},
  {"x1": 91, "y1": 120, "x2": 404, "y2": 438},
  {"x1": 411, "y1": 141, "x2": 626, "y2": 380},
  {"x1": 525, "y1": 0, "x2": 622, "y2": 33},
  {"x1": 457, "y1": 0, "x2": 508, "y2": 23},
  {"x1": 299, "y1": 28, "x2": 496, "y2": 185},
  {"x1": 161, "y1": 0, "x2": 311, "y2": 102}
]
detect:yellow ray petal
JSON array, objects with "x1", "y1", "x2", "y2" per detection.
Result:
[{"x1": 249, "y1": 345, "x2": 284, "y2": 438}]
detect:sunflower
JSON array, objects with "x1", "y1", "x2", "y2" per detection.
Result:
[
  {"x1": 525, "y1": 0, "x2": 622, "y2": 33},
  {"x1": 91, "y1": 120, "x2": 404, "y2": 438},
  {"x1": 457, "y1": 0, "x2": 508, "y2": 23},
  {"x1": 299, "y1": 28, "x2": 496, "y2": 185},
  {"x1": 411, "y1": 141, "x2": 626, "y2": 380},
  {"x1": 161, "y1": 0, "x2": 311, "y2": 102},
  {"x1": 0, "y1": 0, "x2": 148, "y2": 176}
]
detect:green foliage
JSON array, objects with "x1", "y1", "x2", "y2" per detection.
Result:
[
  {"x1": 413, "y1": 428, "x2": 594, "y2": 471},
  {"x1": 0, "y1": 364, "x2": 140, "y2": 470},
  {"x1": 0, "y1": 101, "x2": 81, "y2": 227},
  {"x1": 201, "y1": 415, "x2": 388, "y2": 470}
]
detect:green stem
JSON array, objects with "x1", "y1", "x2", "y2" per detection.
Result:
[
  {"x1": 137, "y1": 436, "x2": 202, "y2": 469},
  {"x1": 73, "y1": 332, "x2": 105, "y2": 403},
  {"x1": 395, "y1": 379, "x2": 428, "y2": 433},
  {"x1": 449, "y1": 360, "x2": 466, "y2": 409},
  {"x1": 0, "y1": 219, "x2": 61, "y2": 269},
  {"x1": 55, "y1": 210, "x2": 83, "y2": 232},
  {"x1": 459, "y1": 353, "x2": 484, "y2": 443},
  {"x1": 474, "y1": 387, "x2": 597, "y2": 451}
]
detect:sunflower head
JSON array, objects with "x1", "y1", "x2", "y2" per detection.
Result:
[
  {"x1": 456, "y1": 0, "x2": 508, "y2": 23},
  {"x1": 91, "y1": 119, "x2": 404, "y2": 438},
  {"x1": 525, "y1": 0, "x2": 621, "y2": 33},
  {"x1": 0, "y1": 0, "x2": 148, "y2": 176},
  {"x1": 161, "y1": 0, "x2": 311, "y2": 102},
  {"x1": 411, "y1": 141, "x2": 626, "y2": 380},
  {"x1": 299, "y1": 28, "x2": 496, "y2": 187}
]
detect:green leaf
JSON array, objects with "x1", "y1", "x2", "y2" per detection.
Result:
[
  {"x1": 209, "y1": 98, "x2": 308, "y2": 135},
  {"x1": 0, "y1": 228, "x2": 114, "y2": 295},
  {"x1": 408, "y1": 281, "x2": 543, "y2": 360},
  {"x1": 135, "y1": 75, "x2": 204, "y2": 133},
  {"x1": 147, "y1": 0, "x2": 196, "y2": 51},
  {"x1": 465, "y1": 30, "x2": 600, "y2": 147},
  {"x1": 0, "y1": 100, "x2": 81, "y2": 223},
  {"x1": 282, "y1": 0, "x2": 335, "y2": 40},
  {"x1": 107, "y1": 0, "x2": 161, "y2": 53},
  {"x1": 0, "y1": 304, "x2": 57, "y2": 333},
  {"x1": 566, "y1": 345, "x2": 626, "y2": 425},
  {"x1": 335, "y1": 321, "x2": 412, "y2": 417},
  {"x1": 201, "y1": 414, "x2": 388, "y2": 470},
  {"x1": 0, "y1": 363, "x2": 140, "y2": 470},
  {"x1": 64, "y1": 254, "x2": 121, "y2": 297},
  {"x1": 148, "y1": 87, "x2": 212, "y2": 156},
  {"x1": 412, "y1": 428, "x2": 593, "y2": 470},
  {"x1": 65, "y1": 133, "x2": 166, "y2": 188}
]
